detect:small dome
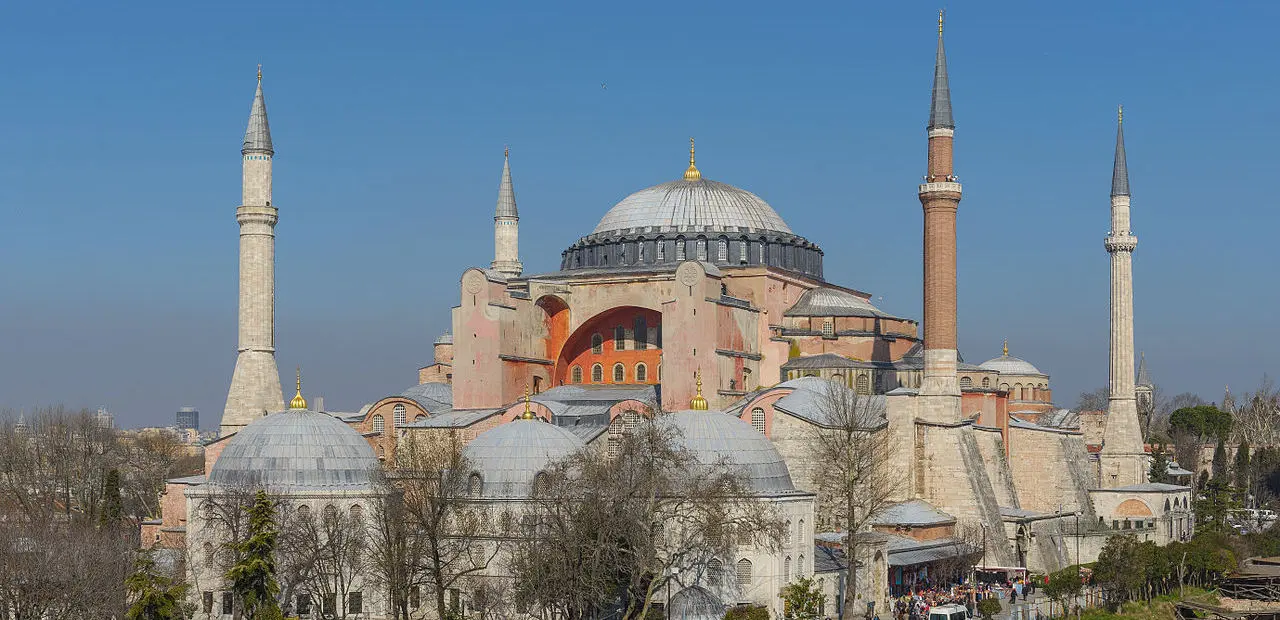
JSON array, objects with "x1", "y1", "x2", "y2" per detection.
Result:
[
  {"x1": 593, "y1": 178, "x2": 793, "y2": 235},
  {"x1": 434, "y1": 332, "x2": 453, "y2": 345},
  {"x1": 784, "y1": 287, "x2": 896, "y2": 318},
  {"x1": 400, "y1": 382, "x2": 453, "y2": 411},
  {"x1": 670, "y1": 585, "x2": 728, "y2": 620},
  {"x1": 660, "y1": 411, "x2": 795, "y2": 494},
  {"x1": 979, "y1": 354, "x2": 1044, "y2": 376},
  {"x1": 463, "y1": 419, "x2": 585, "y2": 498},
  {"x1": 208, "y1": 410, "x2": 381, "y2": 492}
]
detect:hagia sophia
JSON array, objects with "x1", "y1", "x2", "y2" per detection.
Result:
[{"x1": 142, "y1": 15, "x2": 1195, "y2": 620}]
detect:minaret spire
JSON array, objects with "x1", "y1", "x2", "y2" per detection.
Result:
[
  {"x1": 1111, "y1": 105, "x2": 1129, "y2": 197},
  {"x1": 243, "y1": 67, "x2": 273, "y2": 156},
  {"x1": 928, "y1": 9, "x2": 955, "y2": 131},
  {"x1": 491, "y1": 147, "x2": 523, "y2": 277}
]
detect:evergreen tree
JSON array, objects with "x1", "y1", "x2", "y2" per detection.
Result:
[
  {"x1": 1149, "y1": 445, "x2": 1171, "y2": 484},
  {"x1": 125, "y1": 550, "x2": 189, "y2": 620},
  {"x1": 226, "y1": 490, "x2": 281, "y2": 619},
  {"x1": 1212, "y1": 439, "x2": 1229, "y2": 481},
  {"x1": 780, "y1": 576, "x2": 825, "y2": 620},
  {"x1": 100, "y1": 468, "x2": 124, "y2": 528},
  {"x1": 1235, "y1": 441, "x2": 1252, "y2": 504}
]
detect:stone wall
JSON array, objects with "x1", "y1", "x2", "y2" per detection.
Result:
[{"x1": 1008, "y1": 426, "x2": 1093, "y2": 515}]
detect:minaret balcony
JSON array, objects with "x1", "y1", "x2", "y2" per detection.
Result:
[
  {"x1": 1104, "y1": 234, "x2": 1137, "y2": 252},
  {"x1": 918, "y1": 181, "x2": 962, "y2": 195}
]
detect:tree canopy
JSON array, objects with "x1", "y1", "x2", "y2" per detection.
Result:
[{"x1": 1169, "y1": 405, "x2": 1232, "y2": 443}]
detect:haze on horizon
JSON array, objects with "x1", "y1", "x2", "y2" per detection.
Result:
[{"x1": 0, "y1": 1, "x2": 1276, "y2": 428}]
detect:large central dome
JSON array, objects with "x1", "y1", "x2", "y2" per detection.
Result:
[{"x1": 593, "y1": 178, "x2": 793, "y2": 236}]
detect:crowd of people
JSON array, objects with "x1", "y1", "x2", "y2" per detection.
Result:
[{"x1": 891, "y1": 577, "x2": 1037, "y2": 620}]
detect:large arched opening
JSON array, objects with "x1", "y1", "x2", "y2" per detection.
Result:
[{"x1": 555, "y1": 306, "x2": 662, "y2": 386}]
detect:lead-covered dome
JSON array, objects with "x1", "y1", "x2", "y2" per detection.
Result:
[
  {"x1": 593, "y1": 178, "x2": 793, "y2": 236},
  {"x1": 979, "y1": 354, "x2": 1044, "y2": 376},
  {"x1": 660, "y1": 411, "x2": 796, "y2": 494},
  {"x1": 463, "y1": 419, "x2": 585, "y2": 498},
  {"x1": 208, "y1": 409, "x2": 381, "y2": 492}
]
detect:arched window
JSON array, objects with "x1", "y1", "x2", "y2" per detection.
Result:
[
  {"x1": 751, "y1": 407, "x2": 765, "y2": 433},
  {"x1": 717, "y1": 237, "x2": 728, "y2": 261},
  {"x1": 372, "y1": 414, "x2": 385, "y2": 433},
  {"x1": 1000, "y1": 383, "x2": 1010, "y2": 393},
  {"x1": 676, "y1": 237, "x2": 686, "y2": 260},
  {"x1": 571, "y1": 366, "x2": 583, "y2": 384},
  {"x1": 708, "y1": 558, "x2": 724, "y2": 581},
  {"x1": 322, "y1": 504, "x2": 338, "y2": 524},
  {"x1": 376, "y1": 445, "x2": 386, "y2": 460},
  {"x1": 591, "y1": 333, "x2": 603, "y2": 354},
  {"x1": 635, "y1": 363, "x2": 647, "y2": 383},
  {"x1": 1014, "y1": 383, "x2": 1023, "y2": 399},
  {"x1": 696, "y1": 238, "x2": 708, "y2": 261},
  {"x1": 393, "y1": 404, "x2": 407, "y2": 427},
  {"x1": 799, "y1": 554, "x2": 805, "y2": 574},
  {"x1": 855, "y1": 374, "x2": 870, "y2": 395},
  {"x1": 203, "y1": 542, "x2": 215, "y2": 568},
  {"x1": 960, "y1": 376, "x2": 973, "y2": 388},
  {"x1": 614, "y1": 326, "x2": 626, "y2": 351},
  {"x1": 592, "y1": 364, "x2": 603, "y2": 383},
  {"x1": 736, "y1": 559, "x2": 753, "y2": 589},
  {"x1": 350, "y1": 504, "x2": 363, "y2": 521},
  {"x1": 613, "y1": 363, "x2": 625, "y2": 383},
  {"x1": 469, "y1": 473, "x2": 484, "y2": 497},
  {"x1": 637, "y1": 241, "x2": 645, "y2": 263},
  {"x1": 798, "y1": 518, "x2": 805, "y2": 540},
  {"x1": 415, "y1": 414, "x2": 426, "y2": 422},
  {"x1": 656, "y1": 238, "x2": 666, "y2": 261},
  {"x1": 532, "y1": 472, "x2": 550, "y2": 496},
  {"x1": 982, "y1": 377, "x2": 991, "y2": 388},
  {"x1": 785, "y1": 556, "x2": 792, "y2": 581},
  {"x1": 738, "y1": 238, "x2": 748, "y2": 263},
  {"x1": 760, "y1": 241, "x2": 768, "y2": 264},
  {"x1": 784, "y1": 520, "x2": 792, "y2": 545}
]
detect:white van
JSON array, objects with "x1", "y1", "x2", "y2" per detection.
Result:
[{"x1": 929, "y1": 604, "x2": 970, "y2": 620}]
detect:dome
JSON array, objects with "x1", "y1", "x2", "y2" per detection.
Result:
[
  {"x1": 660, "y1": 411, "x2": 795, "y2": 494},
  {"x1": 400, "y1": 382, "x2": 453, "y2": 411},
  {"x1": 979, "y1": 354, "x2": 1043, "y2": 376},
  {"x1": 784, "y1": 287, "x2": 898, "y2": 319},
  {"x1": 463, "y1": 419, "x2": 585, "y2": 498},
  {"x1": 592, "y1": 178, "x2": 793, "y2": 236},
  {"x1": 208, "y1": 409, "x2": 381, "y2": 492},
  {"x1": 669, "y1": 585, "x2": 728, "y2": 620}
]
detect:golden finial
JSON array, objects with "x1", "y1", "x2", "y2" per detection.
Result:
[
  {"x1": 504, "y1": 145, "x2": 509, "y2": 158},
  {"x1": 690, "y1": 370, "x2": 709, "y2": 411},
  {"x1": 1118, "y1": 105, "x2": 1123, "y2": 124},
  {"x1": 1002, "y1": 339, "x2": 1009, "y2": 357},
  {"x1": 938, "y1": 9, "x2": 945, "y2": 35},
  {"x1": 521, "y1": 385, "x2": 535, "y2": 420},
  {"x1": 289, "y1": 367, "x2": 307, "y2": 410},
  {"x1": 257, "y1": 64, "x2": 262, "y2": 82},
  {"x1": 683, "y1": 137, "x2": 701, "y2": 181}
]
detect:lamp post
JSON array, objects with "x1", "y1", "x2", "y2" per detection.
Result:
[{"x1": 980, "y1": 523, "x2": 987, "y2": 572}]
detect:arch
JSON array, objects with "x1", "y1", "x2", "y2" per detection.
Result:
[
  {"x1": 1116, "y1": 498, "x2": 1154, "y2": 517},
  {"x1": 591, "y1": 333, "x2": 603, "y2": 354},
  {"x1": 203, "y1": 541, "x2": 215, "y2": 568},
  {"x1": 372, "y1": 414, "x2": 385, "y2": 433},
  {"x1": 537, "y1": 294, "x2": 572, "y2": 363},
  {"x1": 784, "y1": 519, "x2": 792, "y2": 544},
  {"x1": 532, "y1": 472, "x2": 550, "y2": 497},
  {"x1": 736, "y1": 559, "x2": 753, "y2": 589},
  {"x1": 717, "y1": 236, "x2": 728, "y2": 262},
  {"x1": 376, "y1": 445, "x2": 386, "y2": 460},
  {"x1": 469, "y1": 472, "x2": 484, "y2": 497},
  {"x1": 982, "y1": 377, "x2": 991, "y2": 388},
  {"x1": 322, "y1": 504, "x2": 338, "y2": 524},
  {"x1": 750, "y1": 407, "x2": 766, "y2": 433},
  {"x1": 414, "y1": 413, "x2": 426, "y2": 422},
  {"x1": 1014, "y1": 383, "x2": 1023, "y2": 399},
  {"x1": 635, "y1": 363, "x2": 648, "y2": 383},
  {"x1": 784, "y1": 556, "x2": 792, "y2": 582},
  {"x1": 592, "y1": 364, "x2": 603, "y2": 383},
  {"x1": 696, "y1": 237, "x2": 708, "y2": 261},
  {"x1": 708, "y1": 558, "x2": 724, "y2": 581},
  {"x1": 855, "y1": 374, "x2": 870, "y2": 395},
  {"x1": 1164, "y1": 498, "x2": 1171, "y2": 511},
  {"x1": 1000, "y1": 383, "x2": 1010, "y2": 393},
  {"x1": 613, "y1": 363, "x2": 625, "y2": 383},
  {"x1": 393, "y1": 404, "x2": 407, "y2": 427},
  {"x1": 960, "y1": 376, "x2": 972, "y2": 388},
  {"x1": 656, "y1": 236, "x2": 666, "y2": 261},
  {"x1": 350, "y1": 504, "x2": 363, "y2": 521},
  {"x1": 571, "y1": 365, "x2": 583, "y2": 383},
  {"x1": 554, "y1": 306, "x2": 663, "y2": 386}
]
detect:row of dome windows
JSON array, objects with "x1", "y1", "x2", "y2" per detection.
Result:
[
  {"x1": 564, "y1": 236, "x2": 823, "y2": 277},
  {"x1": 370, "y1": 404, "x2": 428, "y2": 434},
  {"x1": 571, "y1": 362, "x2": 657, "y2": 384}
]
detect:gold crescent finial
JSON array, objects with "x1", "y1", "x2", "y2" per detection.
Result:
[
  {"x1": 257, "y1": 64, "x2": 262, "y2": 82},
  {"x1": 938, "y1": 9, "x2": 945, "y2": 35},
  {"x1": 504, "y1": 145, "x2": 509, "y2": 158},
  {"x1": 290, "y1": 367, "x2": 307, "y2": 410},
  {"x1": 690, "y1": 369, "x2": 709, "y2": 410},
  {"x1": 1118, "y1": 105, "x2": 1123, "y2": 124},
  {"x1": 684, "y1": 137, "x2": 701, "y2": 181},
  {"x1": 1002, "y1": 339, "x2": 1009, "y2": 357},
  {"x1": 521, "y1": 385, "x2": 534, "y2": 420}
]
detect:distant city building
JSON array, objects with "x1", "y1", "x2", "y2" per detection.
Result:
[
  {"x1": 176, "y1": 407, "x2": 199, "y2": 430},
  {"x1": 94, "y1": 407, "x2": 114, "y2": 430}
]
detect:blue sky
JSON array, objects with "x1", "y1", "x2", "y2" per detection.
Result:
[{"x1": 1, "y1": 1, "x2": 1276, "y2": 428}]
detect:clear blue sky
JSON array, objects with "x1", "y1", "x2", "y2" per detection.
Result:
[{"x1": 1, "y1": 1, "x2": 1276, "y2": 428}]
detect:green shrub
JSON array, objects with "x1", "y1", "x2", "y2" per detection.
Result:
[
  {"x1": 976, "y1": 597, "x2": 1002, "y2": 620},
  {"x1": 725, "y1": 604, "x2": 770, "y2": 620}
]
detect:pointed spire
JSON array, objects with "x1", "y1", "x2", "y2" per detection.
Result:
[
  {"x1": 289, "y1": 368, "x2": 307, "y2": 410},
  {"x1": 1136, "y1": 352, "x2": 1152, "y2": 386},
  {"x1": 242, "y1": 67, "x2": 274, "y2": 156},
  {"x1": 521, "y1": 386, "x2": 535, "y2": 420},
  {"x1": 1111, "y1": 105, "x2": 1129, "y2": 197},
  {"x1": 689, "y1": 370, "x2": 709, "y2": 411},
  {"x1": 1002, "y1": 339, "x2": 1009, "y2": 357},
  {"x1": 928, "y1": 10, "x2": 955, "y2": 131},
  {"x1": 683, "y1": 137, "x2": 702, "y2": 181},
  {"x1": 495, "y1": 147, "x2": 518, "y2": 218}
]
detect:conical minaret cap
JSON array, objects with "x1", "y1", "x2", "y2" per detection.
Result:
[
  {"x1": 1136, "y1": 352, "x2": 1151, "y2": 387},
  {"x1": 243, "y1": 68, "x2": 274, "y2": 156},
  {"x1": 928, "y1": 11, "x2": 955, "y2": 130},
  {"x1": 495, "y1": 147, "x2": 518, "y2": 218},
  {"x1": 1111, "y1": 106, "x2": 1129, "y2": 197}
]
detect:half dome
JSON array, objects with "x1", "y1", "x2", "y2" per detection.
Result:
[
  {"x1": 208, "y1": 409, "x2": 381, "y2": 492},
  {"x1": 593, "y1": 178, "x2": 793, "y2": 235}
]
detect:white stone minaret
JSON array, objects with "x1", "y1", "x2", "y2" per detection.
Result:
[
  {"x1": 490, "y1": 147, "x2": 522, "y2": 277},
  {"x1": 1100, "y1": 106, "x2": 1146, "y2": 487},
  {"x1": 222, "y1": 67, "x2": 285, "y2": 436}
]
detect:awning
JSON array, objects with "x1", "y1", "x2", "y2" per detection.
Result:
[{"x1": 888, "y1": 542, "x2": 979, "y2": 567}]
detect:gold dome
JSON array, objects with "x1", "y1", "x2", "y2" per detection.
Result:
[
  {"x1": 683, "y1": 137, "x2": 701, "y2": 181},
  {"x1": 689, "y1": 371, "x2": 709, "y2": 411},
  {"x1": 289, "y1": 368, "x2": 307, "y2": 410}
]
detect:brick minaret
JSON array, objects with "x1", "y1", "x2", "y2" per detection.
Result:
[
  {"x1": 222, "y1": 67, "x2": 285, "y2": 436},
  {"x1": 1100, "y1": 106, "x2": 1146, "y2": 486},
  {"x1": 491, "y1": 147, "x2": 522, "y2": 277},
  {"x1": 917, "y1": 12, "x2": 963, "y2": 417}
]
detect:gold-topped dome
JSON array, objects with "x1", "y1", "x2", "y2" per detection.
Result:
[
  {"x1": 289, "y1": 368, "x2": 308, "y2": 410},
  {"x1": 689, "y1": 370, "x2": 709, "y2": 411},
  {"x1": 683, "y1": 137, "x2": 701, "y2": 181},
  {"x1": 521, "y1": 386, "x2": 535, "y2": 420}
]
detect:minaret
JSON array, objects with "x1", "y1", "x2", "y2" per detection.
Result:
[
  {"x1": 916, "y1": 11, "x2": 964, "y2": 419},
  {"x1": 491, "y1": 147, "x2": 523, "y2": 277},
  {"x1": 222, "y1": 66, "x2": 285, "y2": 436},
  {"x1": 1100, "y1": 106, "x2": 1146, "y2": 486}
]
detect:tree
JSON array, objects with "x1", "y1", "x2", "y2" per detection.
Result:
[
  {"x1": 780, "y1": 576, "x2": 825, "y2": 620},
  {"x1": 126, "y1": 550, "x2": 190, "y2": 620},
  {"x1": 1075, "y1": 388, "x2": 1109, "y2": 413},
  {"x1": 976, "y1": 597, "x2": 1002, "y2": 620},
  {"x1": 226, "y1": 490, "x2": 282, "y2": 619},
  {"x1": 809, "y1": 380, "x2": 901, "y2": 620},
  {"x1": 1236, "y1": 441, "x2": 1252, "y2": 505},
  {"x1": 1041, "y1": 566, "x2": 1082, "y2": 618},
  {"x1": 1149, "y1": 445, "x2": 1171, "y2": 484},
  {"x1": 276, "y1": 501, "x2": 369, "y2": 619},
  {"x1": 1094, "y1": 535, "x2": 1146, "y2": 607},
  {"x1": 101, "y1": 468, "x2": 124, "y2": 528},
  {"x1": 1195, "y1": 479, "x2": 1239, "y2": 536},
  {"x1": 1212, "y1": 439, "x2": 1229, "y2": 482}
]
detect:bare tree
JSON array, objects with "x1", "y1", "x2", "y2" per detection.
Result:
[
  {"x1": 1075, "y1": 388, "x2": 1110, "y2": 413},
  {"x1": 278, "y1": 503, "x2": 368, "y2": 619},
  {"x1": 810, "y1": 382, "x2": 903, "y2": 620},
  {"x1": 1231, "y1": 377, "x2": 1280, "y2": 447},
  {"x1": 509, "y1": 416, "x2": 784, "y2": 620}
]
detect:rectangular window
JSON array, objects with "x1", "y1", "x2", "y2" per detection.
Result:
[
  {"x1": 297, "y1": 595, "x2": 311, "y2": 615},
  {"x1": 411, "y1": 586, "x2": 421, "y2": 609},
  {"x1": 696, "y1": 239, "x2": 707, "y2": 261},
  {"x1": 717, "y1": 239, "x2": 727, "y2": 261},
  {"x1": 738, "y1": 239, "x2": 747, "y2": 262},
  {"x1": 657, "y1": 240, "x2": 665, "y2": 260},
  {"x1": 676, "y1": 240, "x2": 685, "y2": 260},
  {"x1": 323, "y1": 594, "x2": 337, "y2": 616},
  {"x1": 222, "y1": 592, "x2": 233, "y2": 615},
  {"x1": 349, "y1": 591, "x2": 363, "y2": 614},
  {"x1": 615, "y1": 326, "x2": 626, "y2": 351},
  {"x1": 635, "y1": 317, "x2": 647, "y2": 349},
  {"x1": 203, "y1": 592, "x2": 213, "y2": 614}
]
